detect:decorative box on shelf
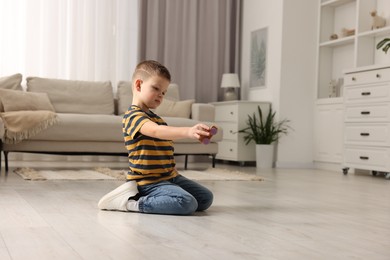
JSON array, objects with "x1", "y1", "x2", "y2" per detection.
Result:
[{"x1": 210, "y1": 101, "x2": 270, "y2": 164}]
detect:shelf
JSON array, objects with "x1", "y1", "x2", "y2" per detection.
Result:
[
  {"x1": 320, "y1": 36, "x2": 354, "y2": 47},
  {"x1": 321, "y1": 0, "x2": 355, "y2": 8},
  {"x1": 316, "y1": 97, "x2": 344, "y2": 104},
  {"x1": 344, "y1": 63, "x2": 390, "y2": 74},
  {"x1": 358, "y1": 26, "x2": 390, "y2": 38},
  {"x1": 317, "y1": 0, "x2": 390, "y2": 99}
]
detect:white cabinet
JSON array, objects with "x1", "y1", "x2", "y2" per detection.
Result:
[
  {"x1": 317, "y1": 0, "x2": 390, "y2": 99},
  {"x1": 314, "y1": 0, "x2": 390, "y2": 169},
  {"x1": 314, "y1": 99, "x2": 344, "y2": 165},
  {"x1": 211, "y1": 101, "x2": 270, "y2": 163},
  {"x1": 343, "y1": 65, "x2": 390, "y2": 178}
]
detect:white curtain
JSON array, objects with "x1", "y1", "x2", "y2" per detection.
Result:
[
  {"x1": 0, "y1": 0, "x2": 138, "y2": 91},
  {"x1": 0, "y1": 0, "x2": 138, "y2": 164}
]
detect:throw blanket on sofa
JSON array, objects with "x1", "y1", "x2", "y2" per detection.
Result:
[{"x1": 0, "y1": 110, "x2": 58, "y2": 144}]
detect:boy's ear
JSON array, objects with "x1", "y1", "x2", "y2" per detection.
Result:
[{"x1": 134, "y1": 79, "x2": 142, "y2": 92}]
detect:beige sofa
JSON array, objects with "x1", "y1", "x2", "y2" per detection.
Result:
[{"x1": 0, "y1": 74, "x2": 222, "y2": 172}]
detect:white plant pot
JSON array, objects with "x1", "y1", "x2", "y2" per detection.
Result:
[{"x1": 255, "y1": 144, "x2": 274, "y2": 168}]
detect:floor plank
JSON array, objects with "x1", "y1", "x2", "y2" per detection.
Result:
[{"x1": 0, "y1": 165, "x2": 389, "y2": 259}]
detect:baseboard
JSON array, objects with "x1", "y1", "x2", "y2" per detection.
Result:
[
  {"x1": 313, "y1": 161, "x2": 343, "y2": 172},
  {"x1": 275, "y1": 161, "x2": 315, "y2": 169}
]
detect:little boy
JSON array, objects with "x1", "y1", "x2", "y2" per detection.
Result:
[{"x1": 98, "y1": 60, "x2": 213, "y2": 215}]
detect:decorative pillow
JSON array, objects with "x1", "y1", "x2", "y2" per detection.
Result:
[
  {"x1": 0, "y1": 73, "x2": 23, "y2": 112},
  {"x1": 153, "y1": 99, "x2": 195, "y2": 118},
  {"x1": 0, "y1": 89, "x2": 55, "y2": 112},
  {"x1": 164, "y1": 83, "x2": 180, "y2": 101},
  {"x1": 117, "y1": 81, "x2": 133, "y2": 115},
  {"x1": 27, "y1": 77, "x2": 114, "y2": 115},
  {"x1": 116, "y1": 82, "x2": 182, "y2": 115}
]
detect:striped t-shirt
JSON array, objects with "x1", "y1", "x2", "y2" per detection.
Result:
[{"x1": 122, "y1": 105, "x2": 178, "y2": 185}]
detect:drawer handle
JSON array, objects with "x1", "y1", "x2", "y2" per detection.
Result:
[
  {"x1": 359, "y1": 156, "x2": 369, "y2": 160},
  {"x1": 230, "y1": 111, "x2": 234, "y2": 115},
  {"x1": 352, "y1": 77, "x2": 356, "y2": 81},
  {"x1": 361, "y1": 111, "x2": 370, "y2": 115},
  {"x1": 360, "y1": 133, "x2": 370, "y2": 136},
  {"x1": 361, "y1": 92, "x2": 371, "y2": 96},
  {"x1": 376, "y1": 74, "x2": 381, "y2": 78},
  {"x1": 229, "y1": 148, "x2": 233, "y2": 152}
]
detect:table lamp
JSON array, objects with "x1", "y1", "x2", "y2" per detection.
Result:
[{"x1": 221, "y1": 73, "x2": 240, "y2": 101}]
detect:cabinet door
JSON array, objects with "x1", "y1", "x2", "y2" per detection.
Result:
[
  {"x1": 217, "y1": 122, "x2": 238, "y2": 141},
  {"x1": 344, "y1": 123, "x2": 390, "y2": 146},
  {"x1": 344, "y1": 103, "x2": 390, "y2": 122},
  {"x1": 214, "y1": 104, "x2": 238, "y2": 122},
  {"x1": 344, "y1": 146, "x2": 390, "y2": 171},
  {"x1": 344, "y1": 83, "x2": 390, "y2": 104},
  {"x1": 314, "y1": 101, "x2": 344, "y2": 163}
]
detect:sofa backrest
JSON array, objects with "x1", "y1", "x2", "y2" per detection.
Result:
[
  {"x1": 27, "y1": 77, "x2": 115, "y2": 115},
  {"x1": 117, "y1": 81, "x2": 180, "y2": 115},
  {"x1": 0, "y1": 73, "x2": 23, "y2": 112}
]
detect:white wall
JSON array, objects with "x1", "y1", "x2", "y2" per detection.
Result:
[
  {"x1": 241, "y1": 0, "x2": 318, "y2": 168},
  {"x1": 278, "y1": 0, "x2": 318, "y2": 167},
  {"x1": 241, "y1": 0, "x2": 283, "y2": 105}
]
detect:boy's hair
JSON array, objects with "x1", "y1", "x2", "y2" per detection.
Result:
[{"x1": 132, "y1": 60, "x2": 171, "y2": 82}]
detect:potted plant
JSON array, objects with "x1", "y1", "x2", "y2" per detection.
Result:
[
  {"x1": 238, "y1": 105, "x2": 290, "y2": 168},
  {"x1": 376, "y1": 38, "x2": 390, "y2": 54}
]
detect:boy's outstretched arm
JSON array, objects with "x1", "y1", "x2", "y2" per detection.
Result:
[{"x1": 140, "y1": 121, "x2": 210, "y2": 141}]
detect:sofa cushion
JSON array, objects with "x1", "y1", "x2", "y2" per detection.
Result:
[
  {"x1": 0, "y1": 73, "x2": 23, "y2": 112},
  {"x1": 27, "y1": 77, "x2": 114, "y2": 115},
  {"x1": 30, "y1": 113, "x2": 124, "y2": 141},
  {"x1": 117, "y1": 82, "x2": 181, "y2": 115},
  {"x1": 153, "y1": 99, "x2": 195, "y2": 118},
  {"x1": 164, "y1": 83, "x2": 180, "y2": 101},
  {"x1": 28, "y1": 113, "x2": 222, "y2": 143},
  {"x1": 0, "y1": 89, "x2": 55, "y2": 112}
]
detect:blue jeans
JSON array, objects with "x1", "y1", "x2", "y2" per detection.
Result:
[{"x1": 137, "y1": 174, "x2": 213, "y2": 215}]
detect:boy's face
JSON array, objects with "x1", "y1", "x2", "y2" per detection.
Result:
[{"x1": 135, "y1": 75, "x2": 170, "y2": 109}]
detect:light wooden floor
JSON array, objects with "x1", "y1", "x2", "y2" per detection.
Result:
[{"x1": 0, "y1": 163, "x2": 389, "y2": 260}]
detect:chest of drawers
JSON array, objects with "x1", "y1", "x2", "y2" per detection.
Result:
[
  {"x1": 343, "y1": 65, "x2": 390, "y2": 178},
  {"x1": 211, "y1": 101, "x2": 270, "y2": 163}
]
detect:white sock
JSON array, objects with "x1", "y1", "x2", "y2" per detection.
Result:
[{"x1": 126, "y1": 199, "x2": 139, "y2": 212}]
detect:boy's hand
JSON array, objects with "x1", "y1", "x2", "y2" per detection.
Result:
[
  {"x1": 199, "y1": 125, "x2": 218, "y2": 144},
  {"x1": 189, "y1": 124, "x2": 210, "y2": 140}
]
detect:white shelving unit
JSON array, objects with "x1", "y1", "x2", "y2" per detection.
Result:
[
  {"x1": 314, "y1": 0, "x2": 390, "y2": 169},
  {"x1": 317, "y1": 0, "x2": 390, "y2": 100}
]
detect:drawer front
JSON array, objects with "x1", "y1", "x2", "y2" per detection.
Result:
[
  {"x1": 344, "y1": 68, "x2": 390, "y2": 86},
  {"x1": 218, "y1": 122, "x2": 238, "y2": 141},
  {"x1": 344, "y1": 83, "x2": 390, "y2": 104},
  {"x1": 344, "y1": 104, "x2": 390, "y2": 122},
  {"x1": 215, "y1": 104, "x2": 238, "y2": 122},
  {"x1": 216, "y1": 141, "x2": 238, "y2": 160},
  {"x1": 344, "y1": 147, "x2": 390, "y2": 170},
  {"x1": 344, "y1": 123, "x2": 390, "y2": 146}
]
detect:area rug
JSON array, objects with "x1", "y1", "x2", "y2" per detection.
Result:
[{"x1": 13, "y1": 167, "x2": 263, "y2": 181}]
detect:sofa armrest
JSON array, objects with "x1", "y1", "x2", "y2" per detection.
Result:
[
  {"x1": 191, "y1": 103, "x2": 215, "y2": 122},
  {"x1": 0, "y1": 117, "x2": 4, "y2": 142}
]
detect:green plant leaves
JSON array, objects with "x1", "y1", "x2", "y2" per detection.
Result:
[
  {"x1": 238, "y1": 105, "x2": 291, "y2": 145},
  {"x1": 376, "y1": 38, "x2": 390, "y2": 54}
]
